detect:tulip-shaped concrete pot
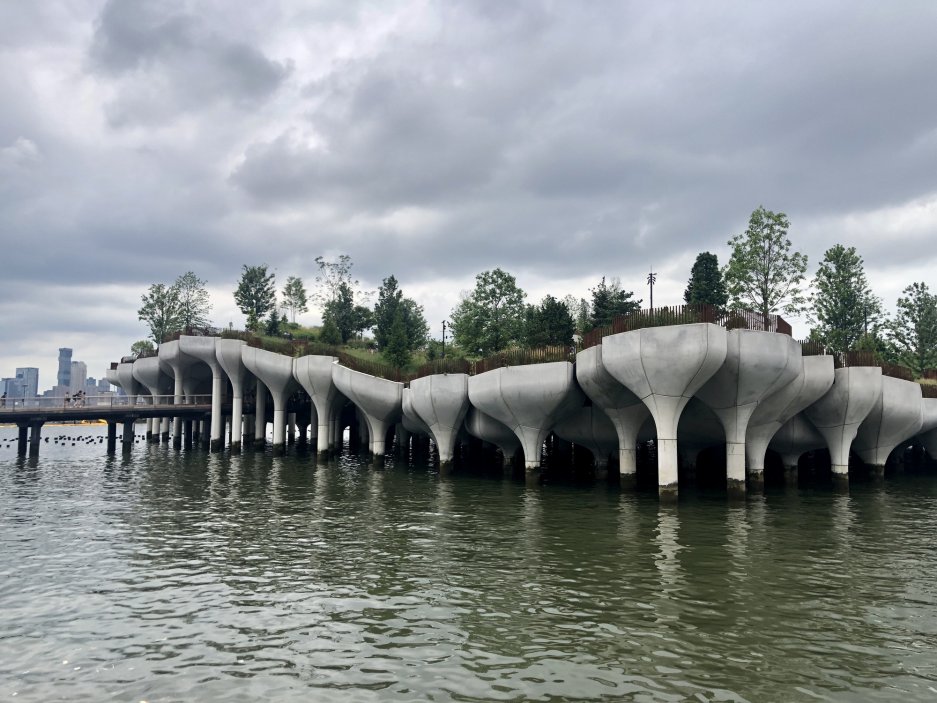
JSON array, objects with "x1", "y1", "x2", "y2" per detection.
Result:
[
  {"x1": 402, "y1": 388, "x2": 432, "y2": 437},
  {"x1": 408, "y1": 374, "x2": 470, "y2": 470},
  {"x1": 179, "y1": 336, "x2": 226, "y2": 451},
  {"x1": 133, "y1": 356, "x2": 175, "y2": 443},
  {"x1": 468, "y1": 361, "x2": 582, "y2": 476},
  {"x1": 804, "y1": 366, "x2": 883, "y2": 482},
  {"x1": 768, "y1": 412, "x2": 826, "y2": 482},
  {"x1": 332, "y1": 365, "x2": 403, "y2": 460},
  {"x1": 159, "y1": 340, "x2": 202, "y2": 448},
  {"x1": 575, "y1": 345, "x2": 651, "y2": 488},
  {"x1": 463, "y1": 407, "x2": 521, "y2": 471},
  {"x1": 853, "y1": 377, "x2": 923, "y2": 477},
  {"x1": 241, "y1": 346, "x2": 298, "y2": 454},
  {"x1": 215, "y1": 339, "x2": 247, "y2": 450},
  {"x1": 293, "y1": 355, "x2": 340, "y2": 456},
  {"x1": 915, "y1": 398, "x2": 937, "y2": 460},
  {"x1": 745, "y1": 354, "x2": 835, "y2": 485},
  {"x1": 552, "y1": 404, "x2": 619, "y2": 479},
  {"x1": 696, "y1": 330, "x2": 801, "y2": 493},
  {"x1": 602, "y1": 324, "x2": 727, "y2": 497}
]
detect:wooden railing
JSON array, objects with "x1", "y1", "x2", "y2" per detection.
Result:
[
  {"x1": 581, "y1": 304, "x2": 792, "y2": 349},
  {"x1": 337, "y1": 351, "x2": 410, "y2": 383},
  {"x1": 472, "y1": 346, "x2": 576, "y2": 375}
]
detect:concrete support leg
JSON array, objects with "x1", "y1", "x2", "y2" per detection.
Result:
[
  {"x1": 726, "y1": 442, "x2": 747, "y2": 495},
  {"x1": 231, "y1": 396, "x2": 243, "y2": 451},
  {"x1": 172, "y1": 377, "x2": 184, "y2": 449},
  {"x1": 619, "y1": 447, "x2": 637, "y2": 490},
  {"x1": 658, "y1": 438, "x2": 679, "y2": 499},
  {"x1": 255, "y1": 382, "x2": 267, "y2": 447},
  {"x1": 210, "y1": 374, "x2": 224, "y2": 452},
  {"x1": 145, "y1": 418, "x2": 153, "y2": 442},
  {"x1": 17, "y1": 425, "x2": 28, "y2": 456},
  {"x1": 870, "y1": 464, "x2": 885, "y2": 481},
  {"x1": 298, "y1": 422, "x2": 307, "y2": 444},
  {"x1": 161, "y1": 416, "x2": 170, "y2": 443},
  {"x1": 28, "y1": 422, "x2": 42, "y2": 457},
  {"x1": 595, "y1": 460, "x2": 609, "y2": 482},
  {"x1": 183, "y1": 420, "x2": 193, "y2": 449},
  {"x1": 107, "y1": 421, "x2": 117, "y2": 454},
  {"x1": 272, "y1": 408, "x2": 286, "y2": 455},
  {"x1": 287, "y1": 413, "x2": 296, "y2": 445},
  {"x1": 783, "y1": 464, "x2": 799, "y2": 487},
  {"x1": 747, "y1": 468, "x2": 765, "y2": 491},
  {"x1": 122, "y1": 419, "x2": 134, "y2": 453},
  {"x1": 242, "y1": 414, "x2": 254, "y2": 448},
  {"x1": 364, "y1": 416, "x2": 389, "y2": 459}
]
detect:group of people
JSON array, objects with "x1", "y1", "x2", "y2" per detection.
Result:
[{"x1": 63, "y1": 390, "x2": 86, "y2": 408}]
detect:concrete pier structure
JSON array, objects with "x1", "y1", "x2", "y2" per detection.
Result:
[
  {"x1": 293, "y1": 355, "x2": 341, "y2": 456},
  {"x1": 132, "y1": 356, "x2": 174, "y2": 443},
  {"x1": 853, "y1": 377, "x2": 923, "y2": 476},
  {"x1": 463, "y1": 407, "x2": 521, "y2": 471},
  {"x1": 468, "y1": 361, "x2": 582, "y2": 475},
  {"x1": 552, "y1": 405, "x2": 619, "y2": 478},
  {"x1": 408, "y1": 374, "x2": 470, "y2": 469},
  {"x1": 332, "y1": 365, "x2": 403, "y2": 459},
  {"x1": 602, "y1": 324, "x2": 727, "y2": 497},
  {"x1": 215, "y1": 339, "x2": 247, "y2": 450},
  {"x1": 179, "y1": 336, "x2": 227, "y2": 451},
  {"x1": 805, "y1": 367, "x2": 884, "y2": 481},
  {"x1": 159, "y1": 340, "x2": 198, "y2": 449},
  {"x1": 242, "y1": 346, "x2": 297, "y2": 453}
]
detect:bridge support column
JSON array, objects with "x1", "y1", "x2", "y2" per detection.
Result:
[
  {"x1": 17, "y1": 424, "x2": 28, "y2": 457},
  {"x1": 210, "y1": 374, "x2": 224, "y2": 451},
  {"x1": 184, "y1": 420, "x2": 193, "y2": 449},
  {"x1": 254, "y1": 381, "x2": 267, "y2": 447},
  {"x1": 231, "y1": 396, "x2": 243, "y2": 451},
  {"x1": 287, "y1": 413, "x2": 296, "y2": 445},
  {"x1": 122, "y1": 419, "x2": 134, "y2": 453},
  {"x1": 160, "y1": 416, "x2": 170, "y2": 443},
  {"x1": 243, "y1": 414, "x2": 254, "y2": 448},
  {"x1": 107, "y1": 421, "x2": 117, "y2": 454},
  {"x1": 28, "y1": 422, "x2": 43, "y2": 457}
]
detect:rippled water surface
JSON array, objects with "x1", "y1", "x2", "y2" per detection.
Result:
[{"x1": 2, "y1": 426, "x2": 937, "y2": 702}]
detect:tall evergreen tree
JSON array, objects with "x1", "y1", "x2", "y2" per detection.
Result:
[
  {"x1": 810, "y1": 244, "x2": 882, "y2": 353},
  {"x1": 589, "y1": 277, "x2": 640, "y2": 328},
  {"x1": 888, "y1": 282, "x2": 937, "y2": 377},
  {"x1": 383, "y1": 308, "x2": 412, "y2": 368},
  {"x1": 373, "y1": 275, "x2": 428, "y2": 353},
  {"x1": 322, "y1": 281, "x2": 373, "y2": 343},
  {"x1": 724, "y1": 206, "x2": 808, "y2": 329},
  {"x1": 525, "y1": 295, "x2": 575, "y2": 347},
  {"x1": 234, "y1": 264, "x2": 276, "y2": 332},
  {"x1": 684, "y1": 252, "x2": 728, "y2": 308}
]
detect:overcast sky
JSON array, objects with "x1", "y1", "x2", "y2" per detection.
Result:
[{"x1": 2, "y1": 1, "x2": 937, "y2": 390}]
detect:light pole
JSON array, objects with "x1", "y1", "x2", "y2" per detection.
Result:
[
  {"x1": 647, "y1": 268, "x2": 657, "y2": 310},
  {"x1": 441, "y1": 320, "x2": 449, "y2": 358}
]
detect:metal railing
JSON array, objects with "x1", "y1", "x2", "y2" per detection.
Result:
[
  {"x1": 0, "y1": 394, "x2": 212, "y2": 413},
  {"x1": 581, "y1": 304, "x2": 792, "y2": 349}
]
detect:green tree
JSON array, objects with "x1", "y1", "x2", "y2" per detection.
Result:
[
  {"x1": 562, "y1": 295, "x2": 592, "y2": 336},
  {"x1": 373, "y1": 275, "x2": 429, "y2": 353},
  {"x1": 319, "y1": 317, "x2": 342, "y2": 345},
  {"x1": 264, "y1": 308, "x2": 283, "y2": 336},
  {"x1": 450, "y1": 268, "x2": 527, "y2": 355},
  {"x1": 174, "y1": 271, "x2": 212, "y2": 330},
  {"x1": 138, "y1": 282, "x2": 183, "y2": 344},
  {"x1": 724, "y1": 206, "x2": 808, "y2": 330},
  {"x1": 589, "y1": 277, "x2": 640, "y2": 327},
  {"x1": 888, "y1": 282, "x2": 937, "y2": 377},
  {"x1": 810, "y1": 244, "x2": 882, "y2": 353},
  {"x1": 383, "y1": 308, "x2": 412, "y2": 368},
  {"x1": 323, "y1": 281, "x2": 373, "y2": 343},
  {"x1": 130, "y1": 340, "x2": 156, "y2": 359},
  {"x1": 234, "y1": 264, "x2": 276, "y2": 331},
  {"x1": 280, "y1": 275, "x2": 308, "y2": 323},
  {"x1": 525, "y1": 295, "x2": 575, "y2": 347},
  {"x1": 684, "y1": 252, "x2": 728, "y2": 308}
]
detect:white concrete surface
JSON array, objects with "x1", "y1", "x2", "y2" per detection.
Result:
[
  {"x1": 332, "y1": 365, "x2": 403, "y2": 457},
  {"x1": 854, "y1": 377, "x2": 923, "y2": 471},
  {"x1": 293, "y1": 355, "x2": 340, "y2": 454},
  {"x1": 241, "y1": 346, "x2": 298, "y2": 450},
  {"x1": 215, "y1": 339, "x2": 247, "y2": 449},
  {"x1": 408, "y1": 374, "x2": 471, "y2": 465}
]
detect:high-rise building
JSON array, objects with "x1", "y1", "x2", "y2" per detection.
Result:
[
  {"x1": 57, "y1": 348, "x2": 72, "y2": 389},
  {"x1": 15, "y1": 367, "x2": 39, "y2": 398},
  {"x1": 70, "y1": 361, "x2": 87, "y2": 394}
]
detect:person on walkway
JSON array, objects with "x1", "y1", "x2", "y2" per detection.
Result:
[
  {"x1": 64, "y1": 392, "x2": 70, "y2": 408},
  {"x1": 1, "y1": 392, "x2": 6, "y2": 408}
]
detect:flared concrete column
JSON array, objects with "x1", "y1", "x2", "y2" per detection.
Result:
[
  {"x1": 853, "y1": 377, "x2": 923, "y2": 475},
  {"x1": 464, "y1": 407, "x2": 521, "y2": 470},
  {"x1": 116, "y1": 362, "x2": 141, "y2": 407},
  {"x1": 180, "y1": 336, "x2": 227, "y2": 451},
  {"x1": 553, "y1": 405, "x2": 618, "y2": 479},
  {"x1": 332, "y1": 365, "x2": 403, "y2": 459},
  {"x1": 576, "y1": 345, "x2": 651, "y2": 489},
  {"x1": 602, "y1": 324, "x2": 727, "y2": 498},
  {"x1": 804, "y1": 366, "x2": 883, "y2": 481},
  {"x1": 132, "y1": 356, "x2": 174, "y2": 443},
  {"x1": 402, "y1": 388, "x2": 433, "y2": 437},
  {"x1": 293, "y1": 355, "x2": 340, "y2": 456},
  {"x1": 122, "y1": 418, "x2": 134, "y2": 452},
  {"x1": 159, "y1": 341, "x2": 197, "y2": 450},
  {"x1": 408, "y1": 374, "x2": 470, "y2": 469},
  {"x1": 28, "y1": 422, "x2": 42, "y2": 457},
  {"x1": 216, "y1": 339, "x2": 247, "y2": 451},
  {"x1": 696, "y1": 330, "x2": 801, "y2": 493},
  {"x1": 746, "y1": 355, "x2": 835, "y2": 484},
  {"x1": 468, "y1": 361, "x2": 583, "y2": 476},
  {"x1": 242, "y1": 346, "x2": 298, "y2": 454},
  {"x1": 254, "y1": 380, "x2": 267, "y2": 446}
]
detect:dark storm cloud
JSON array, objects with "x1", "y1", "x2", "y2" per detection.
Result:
[{"x1": 89, "y1": 0, "x2": 291, "y2": 125}]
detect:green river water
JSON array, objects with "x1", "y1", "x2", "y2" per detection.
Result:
[{"x1": 1, "y1": 425, "x2": 936, "y2": 702}]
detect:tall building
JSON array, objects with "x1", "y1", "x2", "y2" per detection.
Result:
[
  {"x1": 57, "y1": 348, "x2": 72, "y2": 389},
  {"x1": 15, "y1": 367, "x2": 39, "y2": 398},
  {"x1": 70, "y1": 361, "x2": 87, "y2": 394}
]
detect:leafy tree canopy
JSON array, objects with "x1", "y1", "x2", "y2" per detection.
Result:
[
  {"x1": 562, "y1": 295, "x2": 592, "y2": 336},
  {"x1": 810, "y1": 244, "x2": 882, "y2": 353},
  {"x1": 888, "y1": 282, "x2": 937, "y2": 377},
  {"x1": 589, "y1": 277, "x2": 640, "y2": 328},
  {"x1": 234, "y1": 264, "x2": 276, "y2": 332},
  {"x1": 724, "y1": 206, "x2": 807, "y2": 329},
  {"x1": 138, "y1": 283, "x2": 183, "y2": 344},
  {"x1": 451, "y1": 268, "x2": 526, "y2": 355},
  {"x1": 684, "y1": 252, "x2": 728, "y2": 308},
  {"x1": 525, "y1": 295, "x2": 575, "y2": 347},
  {"x1": 323, "y1": 281, "x2": 373, "y2": 343},
  {"x1": 280, "y1": 275, "x2": 309, "y2": 323},
  {"x1": 130, "y1": 339, "x2": 156, "y2": 359},
  {"x1": 174, "y1": 271, "x2": 212, "y2": 330},
  {"x1": 373, "y1": 275, "x2": 428, "y2": 354}
]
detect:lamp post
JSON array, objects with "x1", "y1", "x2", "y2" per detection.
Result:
[
  {"x1": 441, "y1": 320, "x2": 449, "y2": 358},
  {"x1": 647, "y1": 268, "x2": 657, "y2": 310}
]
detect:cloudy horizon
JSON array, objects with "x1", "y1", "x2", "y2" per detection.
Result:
[{"x1": 2, "y1": 1, "x2": 937, "y2": 390}]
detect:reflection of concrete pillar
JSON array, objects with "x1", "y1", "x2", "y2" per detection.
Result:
[
  {"x1": 122, "y1": 419, "x2": 134, "y2": 452},
  {"x1": 107, "y1": 421, "x2": 117, "y2": 454},
  {"x1": 28, "y1": 422, "x2": 42, "y2": 457},
  {"x1": 602, "y1": 324, "x2": 728, "y2": 498}
]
